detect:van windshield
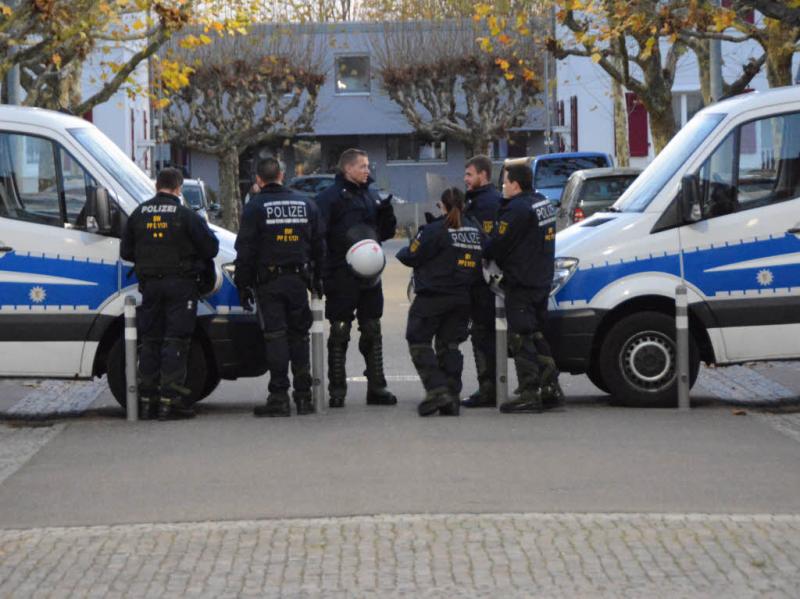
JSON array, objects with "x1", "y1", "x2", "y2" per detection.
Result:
[
  {"x1": 68, "y1": 127, "x2": 154, "y2": 203},
  {"x1": 614, "y1": 113, "x2": 725, "y2": 212}
]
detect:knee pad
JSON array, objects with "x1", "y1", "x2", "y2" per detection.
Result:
[
  {"x1": 358, "y1": 319, "x2": 381, "y2": 341},
  {"x1": 328, "y1": 320, "x2": 351, "y2": 345},
  {"x1": 263, "y1": 329, "x2": 287, "y2": 342}
]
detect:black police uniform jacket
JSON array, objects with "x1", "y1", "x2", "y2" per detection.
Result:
[
  {"x1": 465, "y1": 183, "x2": 501, "y2": 237},
  {"x1": 314, "y1": 173, "x2": 396, "y2": 273},
  {"x1": 396, "y1": 215, "x2": 484, "y2": 298},
  {"x1": 484, "y1": 192, "x2": 556, "y2": 291},
  {"x1": 120, "y1": 192, "x2": 219, "y2": 279},
  {"x1": 233, "y1": 183, "x2": 324, "y2": 288}
]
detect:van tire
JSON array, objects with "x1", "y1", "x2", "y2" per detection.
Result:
[
  {"x1": 586, "y1": 361, "x2": 609, "y2": 394},
  {"x1": 600, "y1": 311, "x2": 699, "y2": 408},
  {"x1": 106, "y1": 336, "x2": 207, "y2": 408},
  {"x1": 200, "y1": 373, "x2": 221, "y2": 400}
]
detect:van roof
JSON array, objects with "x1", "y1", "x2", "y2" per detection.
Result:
[
  {"x1": 700, "y1": 85, "x2": 800, "y2": 116},
  {"x1": 0, "y1": 105, "x2": 93, "y2": 130}
]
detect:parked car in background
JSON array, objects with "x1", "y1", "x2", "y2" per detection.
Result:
[
  {"x1": 182, "y1": 178, "x2": 220, "y2": 222},
  {"x1": 287, "y1": 174, "x2": 405, "y2": 204},
  {"x1": 503, "y1": 152, "x2": 614, "y2": 203},
  {"x1": 555, "y1": 167, "x2": 642, "y2": 230}
]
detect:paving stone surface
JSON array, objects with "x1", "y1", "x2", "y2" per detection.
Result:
[{"x1": 0, "y1": 513, "x2": 799, "y2": 598}]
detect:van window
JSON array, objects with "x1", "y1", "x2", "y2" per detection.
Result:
[
  {"x1": 59, "y1": 147, "x2": 97, "y2": 226},
  {"x1": 0, "y1": 132, "x2": 62, "y2": 225},
  {"x1": 737, "y1": 111, "x2": 800, "y2": 210},
  {"x1": 694, "y1": 110, "x2": 800, "y2": 220}
]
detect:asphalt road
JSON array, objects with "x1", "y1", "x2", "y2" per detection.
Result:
[{"x1": 1, "y1": 239, "x2": 799, "y2": 528}]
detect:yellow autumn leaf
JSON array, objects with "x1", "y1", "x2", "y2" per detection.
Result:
[
  {"x1": 0, "y1": 3, "x2": 11, "y2": 16},
  {"x1": 641, "y1": 37, "x2": 655, "y2": 59},
  {"x1": 496, "y1": 58, "x2": 510, "y2": 70},
  {"x1": 199, "y1": 34, "x2": 211, "y2": 45},
  {"x1": 52, "y1": 53, "x2": 62, "y2": 68},
  {"x1": 475, "y1": 3, "x2": 492, "y2": 18},
  {"x1": 591, "y1": 52, "x2": 601, "y2": 63},
  {"x1": 504, "y1": 72, "x2": 514, "y2": 81},
  {"x1": 132, "y1": 19, "x2": 145, "y2": 31}
]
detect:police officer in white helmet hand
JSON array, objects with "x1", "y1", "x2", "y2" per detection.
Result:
[{"x1": 314, "y1": 149, "x2": 398, "y2": 408}]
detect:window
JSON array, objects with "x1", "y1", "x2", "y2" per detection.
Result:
[
  {"x1": 626, "y1": 93, "x2": 649, "y2": 157},
  {"x1": 672, "y1": 92, "x2": 704, "y2": 130},
  {"x1": 335, "y1": 56, "x2": 370, "y2": 94},
  {"x1": 0, "y1": 132, "x2": 61, "y2": 225},
  {"x1": 693, "y1": 111, "x2": 800, "y2": 219},
  {"x1": 387, "y1": 136, "x2": 447, "y2": 162},
  {"x1": 490, "y1": 133, "x2": 528, "y2": 160},
  {"x1": 534, "y1": 156, "x2": 609, "y2": 190},
  {"x1": 59, "y1": 147, "x2": 97, "y2": 225}
]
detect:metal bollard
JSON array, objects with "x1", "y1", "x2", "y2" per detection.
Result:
[
  {"x1": 495, "y1": 294, "x2": 508, "y2": 409},
  {"x1": 675, "y1": 285, "x2": 690, "y2": 411},
  {"x1": 310, "y1": 294, "x2": 326, "y2": 414},
  {"x1": 124, "y1": 295, "x2": 138, "y2": 421}
]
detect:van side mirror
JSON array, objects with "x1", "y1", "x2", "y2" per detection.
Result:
[
  {"x1": 679, "y1": 174, "x2": 701, "y2": 223},
  {"x1": 85, "y1": 186, "x2": 112, "y2": 234}
]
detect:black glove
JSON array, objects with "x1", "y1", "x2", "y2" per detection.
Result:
[
  {"x1": 311, "y1": 277, "x2": 324, "y2": 298},
  {"x1": 424, "y1": 211, "x2": 435, "y2": 224},
  {"x1": 238, "y1": 287, "x2": 255, "y2": 312}
]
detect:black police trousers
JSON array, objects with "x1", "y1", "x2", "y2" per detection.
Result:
[
  {"x1": 137, "y1": 277, "x2": 198, "y2": 400},
  {"x1": 406, "y1": 295, "x2": 470, "y2": 394},
  {"x1": 469, "y1": 281, "x2": 496, "y2": 384},
  {"x1": 256, "y1": 273, "x2": 313, "y2": 394},
  {"x1": 323, "y1": 266, "x2": 383, "y2": 323},
  {"x1": 505, "y1": 286, "x2": 558, "y2": 389}
]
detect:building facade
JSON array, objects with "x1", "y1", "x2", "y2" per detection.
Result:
[{"x1": 181, "y1": 22, "x2": 547, "y2": 208}]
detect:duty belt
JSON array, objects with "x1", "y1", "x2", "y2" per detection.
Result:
[{"x1": 261, "y1": 263, "x2": 309, "y2": 277}]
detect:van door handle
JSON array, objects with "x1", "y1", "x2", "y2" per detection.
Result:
[{"x1": 788, "y1": 228, "x2": 800, "y2": 235}]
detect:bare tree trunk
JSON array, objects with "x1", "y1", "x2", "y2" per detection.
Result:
[
  {"x1": 219, "y1": 148, "x2": 242, "y2": 232},
  {"x1": 649, "y1": 107, "x2": 677, "y2": 155},
  {"x1": 697, "y1": 41, "x2": 712, "y2": 106},
  {"x1": 765, "y1": 34, "x2": 796, "y2": 88},
  {"x1": 612, "y1": 58, "x2": 630, "y2": 167}
]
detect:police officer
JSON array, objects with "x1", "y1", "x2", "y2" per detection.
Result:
[
  {"x1": 461, "y1": 155, "x2": 502, "y2": 408},
  {"x1": 234, "y1": 158, "x2": 324, "y2": 417},
  {"x1": 484, "y1": 164, "x2": 564, "y2": 413},
  {"x1": 397, "y1": 188, "x2": 483, "y2": 416},
  {"x1": 315, "y1": 149, "x2": 397, "y2": 408},
  {"x1": 120, "y1": 168, "x2": 219, "y2": 420}
]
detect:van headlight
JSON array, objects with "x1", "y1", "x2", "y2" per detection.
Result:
[
  {"x1": 222, "y1": 262, "x2": 236, "y2": 280},
  {"x1": 551, "y1": 257, "x2": 578, "y2": 296}
]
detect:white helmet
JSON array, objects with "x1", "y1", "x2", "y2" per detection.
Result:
[{"x1": 346, "y1": 239, "x2": 386, "y2": 283}]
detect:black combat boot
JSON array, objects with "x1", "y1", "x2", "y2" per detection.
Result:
[
  {"x1": 499, "y1": 387, "x2": 543, "y2": 414},
  {"x1": 541, "y1": 380, "x2": 566, "y2": 411},
  {"x1": 417, "y1": 387, "x2": 452, "y2": 417},
  {"x1": 328, "y1": 321, "x2": 350, "y2": 408},
  {"x1": 158, "y1": 397, "x2": 196, "y2": 421},
  {"x1": 359, "y1": 320, "x2": 397, "y2": 406},
  {"x1": 138, "y1": 396, "x2": 158, "y2": 421},
  {"x1": 254, "y1": 392, "x2": 291, "y2": 417},
  {"x1": 500, "y1": 350, "x2": 542, "y2": 414},
  {"x1": 294, "y1": 391, "x2": 315, "y2": 416},
  {"x1": 437, "y1": 391, "x2": 461, "y2": 416},
  {"x1": 462, "y1": 347, "x2": 496, "y2": 407}
]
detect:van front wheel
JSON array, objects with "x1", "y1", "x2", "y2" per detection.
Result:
[
  {"x1": 107, "y1": 336, "x2": 208, "y2": 408},
  {"x1": 599, "y1": 311, "x2": 699, "y2": 408}
]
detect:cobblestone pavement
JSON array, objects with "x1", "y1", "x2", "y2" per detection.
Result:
[{"x1": 1, "y1": 513, "x2": 799, "y2": 598}]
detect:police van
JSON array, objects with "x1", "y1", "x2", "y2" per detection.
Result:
[
  {"x1": 0, "y1": 106, "x2": 263, "y2": 405},
  {"x1": 549, "y1": 86, "x2": 800, "y2": 407}
]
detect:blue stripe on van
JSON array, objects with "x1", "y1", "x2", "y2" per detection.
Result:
[{"x1": 556, "y1": 233, "x2": 800, "y2": 305}]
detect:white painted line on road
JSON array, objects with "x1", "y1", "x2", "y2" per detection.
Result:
[
  {"x1": 0, "y1": 423, "x2": 65, "y2": 486},
  {"x1": 7, "y1": 379, "x2": 107, "y2": 417},
  {"x1": 754, "y1": 413, "x2": 800, "y2": 445},
  {"x1": 695, "y1": 365, "x2": 796, "y2": 403},
  {"x1": 346, "y1": 375, "x2": 420, "y2": 383}
]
